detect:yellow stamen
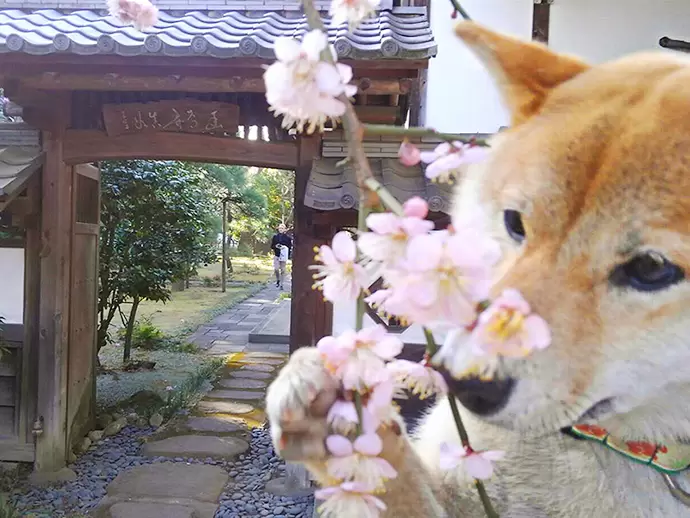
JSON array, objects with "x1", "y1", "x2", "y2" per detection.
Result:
[{"x1": 487, "y1": 309, "x2": 524, "y2": 341}]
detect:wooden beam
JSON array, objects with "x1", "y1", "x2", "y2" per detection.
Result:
[
  {"x1": 62, "y1": 130, "x2": 299, "y2": 170},
  {"x1": 353, "y1": 105, "x2": 400, "y2": 125},
  {"x1": 12, "y1": 73, "x2": 412, "y2": 95},
  {"x1": 36, "y1": 92, "x2": 72, "y2": 473},
  {"x1": 532, "y1": 0, "x2": 551, "y2": 44}
]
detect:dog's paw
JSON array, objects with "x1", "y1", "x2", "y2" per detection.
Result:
[{"x1": 266, "y1": 347, "x2": 339, "y2": 463}]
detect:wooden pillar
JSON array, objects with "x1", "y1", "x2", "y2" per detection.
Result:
[
  {"x1": 221, "y1": 199, "x2": 227, "y2": 293},
  {"x1": 35, "y1": 93, "x2": 72, "y2": 473},
  {"x1": 289, "y1": 135, "x2": 327, "y2": 353},
  {"x1": 532, "y1": 0, "x2": 551, "y2": 44}
]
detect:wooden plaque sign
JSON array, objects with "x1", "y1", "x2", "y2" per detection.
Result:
[{"x1": 102, "y1": 100, "x2": 240, "y2": 137}]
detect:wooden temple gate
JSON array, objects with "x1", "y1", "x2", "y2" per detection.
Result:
[{"x1": 0, "y1": 0, "x2": 439, "y2": 472}]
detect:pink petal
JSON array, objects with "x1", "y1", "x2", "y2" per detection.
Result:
[
  {"x1": 363, "y1": 494, "x2": 388, "y2": 511},
  {"x1": 419, "y1": 150, "x2": 440, "y2": 164},
  {"x1": 273, "y1": 36, "x2": 301, "y2": 62},
  {"x1": 403, "y1": 196, "x2": 429, "y2": 218},
  {"x1": 480, "y1": 450, "x2": 506, "y2": 462},
  {"x1": 461, "y1": 145, "x2": 490, "y2": 164},
  {"x1": 316, "y1": 335, "x2": 351, "y2": 365},
  {"x1": 314, "y1": 63, "x2": 345, "y2": 96},
  {"x1": 366, "y1": 213, "x2": 401, "y2": 235},
  {"x1": 328, "y1": 400, "x2": 358, "y2": 423},
  {"x1": 331, "y1": 231, "x2": 357, "y2": 262},
  {"x1": 365, "y1": 289, "x2": 391, "y2": 306},
  {"x1": 464, "y1": 454, "x2": 495, "y2": 480},
  {"x1": 368, "y1": 379, "x2": 394, "y2": 409},
  {"x1": 398, "y1": 141, "x2": 422, "y2": 167},
  {"x1": 371, "y1": 336, "x2": 404, "y2": 360},
  {"x1": 430, "y1": 369, "x2": 448, "y2": 394},
  {"x1": 373, "y1": 457, "x2": 398, "y2": 479},
  {"x1": 314, "y1": 487, "x2": 340, "y2": 499},
  {"x1": 400, "y1": 217, "x2": 434, "y2": 236},
  {"x1": 336, "y1": 63, "x2": 354, "y2": 85},
  {"x1": 495, "y1": 289, "x2": 531, "y2": 314},
  {"x1": 439, "y1": 442, "x2": 464, "y2": 471},
  {"x1": 433, "y1": 142, "x2": 452, "y2": 156},
  {"x1": 405, "y1": 234, "x2": 443, "y2": 271},
  {"x1": 314, "y1": 94, "x2": 347, "y2": 118},
  {"x1": 302, "y1": 29, "x2": 328, "y2": 59},
  {"x1": 326, "y1": 435, "x2": 354, "y2": 457},
  {"x1": 341, "y1": 481, "x2": 371, "y2": 493},
  {"x1": 353, "y1": 433, "x2": 383, "y2": 456},
  {"x1": 318, "y1": 244, "x2": 338, "y2": 267},
  {"x1": 524, "y1": 314, "x2": 551, "y2": 350},
  {"x1": 360, "y1": 407, "x2": 380, "y2": 434}
]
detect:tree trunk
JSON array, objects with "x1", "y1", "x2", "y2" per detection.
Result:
[{"x1": 123, "y1": 295, "x2": 141, "y2": 363}]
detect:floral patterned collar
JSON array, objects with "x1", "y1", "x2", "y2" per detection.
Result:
[{"x1": 568, "y1": 424, "x2": 690, "y2": 474}]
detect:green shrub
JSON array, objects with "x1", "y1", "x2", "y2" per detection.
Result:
[
  {"x1": 0, "y1": 495, "x2": 19, "y2": 518},
  {"x1": 117, "y1": 317, "x2": 166, "y2": 350}
]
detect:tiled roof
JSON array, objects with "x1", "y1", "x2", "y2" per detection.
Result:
[
  {"x1": 305, "y1": 158, "x2": 453, "y2": 213},
  {"x1": 0, "y1": 8, "x2": 436, "y2": 60},
  {"x1": 0, "y1": 144, "x2": 43, "y2": 210}
]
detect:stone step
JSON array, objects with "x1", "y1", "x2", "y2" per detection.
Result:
[
  {"x1": 94, "y1": 463, "x2": 227, "y2": 518},
  {"x1": 185, "y1": 416, "x2": 247, "y2": 434},
  {"x1": 197, "y1": 401, "x2": 255, "y2": 414},
  {"x1": 218, "y1": 378, "x2": 267, "y2": 390},
  {"x1": 142, "y1": 435, "x2": 249, "y2": 460},
  {"x1": 229, "y1": 370, "x2": 273, "y2": 380},
  {"x1": 206, "y1": 389, "x2": 265, "y2": 401}
]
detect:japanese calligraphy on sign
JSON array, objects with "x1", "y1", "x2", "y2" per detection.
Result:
[{"x1": 102, "y1": 100, "x2": 239, "y2": 137}]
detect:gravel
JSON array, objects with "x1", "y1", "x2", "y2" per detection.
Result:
[{"x1": 11, "y1": 424, "x2": 314, "y2": 518}]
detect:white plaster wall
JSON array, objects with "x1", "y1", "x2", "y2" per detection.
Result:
[
  {"x1": 549, "y1": 0, "x2": 690, "y2": 63},
  {"x1": 0, "y1": 248, "x2": 24, "y2": 324},
  {"x1": 423, "y1": 0, "x2": 690, "y2": 133},
  {"x1": 424, "y1": 0, "x2": 534, "y2": 134}
]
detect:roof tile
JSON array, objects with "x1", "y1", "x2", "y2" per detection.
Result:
[{"x1": 0, "y1": 8, "x2": 436, "y2": 59}]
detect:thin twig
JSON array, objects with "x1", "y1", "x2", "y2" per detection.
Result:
[
  {"x1": 363, "y1": 124, "x2": 489, "y2": 147},
  {"x1": 424, "y1": 328, "x2": 499, "y2": 518},
  {"x1": 449, "y1": 0, "x2": 472, "y2": 20}
]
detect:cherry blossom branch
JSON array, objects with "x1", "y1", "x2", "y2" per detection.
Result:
[
  {"x1": 424, "y1": 330, "x2": 499, "y2": 518},
  {"x1": 363, "y1": 123, "x2": 489, "y2": 147}
]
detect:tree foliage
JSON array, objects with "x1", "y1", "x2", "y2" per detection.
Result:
[{"x1": 98, "y1": 160, "x2": 219, "y2": 361}]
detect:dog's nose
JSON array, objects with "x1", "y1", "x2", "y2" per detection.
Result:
[{"x1": 445, "y1": 376, "x2": 515, "y2": 416}]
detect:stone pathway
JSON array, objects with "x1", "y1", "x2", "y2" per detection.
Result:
[{"x1": 93, "y1": 282, "x2": 312, "y2": 518}]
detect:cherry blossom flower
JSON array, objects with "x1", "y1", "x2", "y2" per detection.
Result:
[
  {"x1": 373, "y1": 230, "x2": 500, "y2": 327},
  {"x1": 326, "y1": 433, "x2": 397, "y2": 490},
  {"x1": 329, "y1": 0, "x2": 382, "y2": 30},
  {"x1": 387, "y1": 359, "x2": 447, "y2": 399},
  {"x1": 439, "y1": 443, "x2": 505, "y2": 480},
  {"x1": 420, "y1": 141, "x2": 489, "y2": 182},
  {"x1": 315, "y1": 481, "x2": 386, "y2": 518},
  {"x1": 327, "y1": 379, "x2": 397, "y2": 434},
  {"x1": 398, "y1": 139, "x2": 422, "y2": 167},
  {"x1": 107, "y1": 0, "x2": 158, "y2": 31},
  {"x1": 264, "y1": 30, "x2": 357, "y2": 133},
  {"x1": 469, "y1": 289, "x2": 551, "y2": 358},
  {"x1": 317, "y1": 326, "x2": 403, "y2": 390},
  {"x1": 357, "y1": 197, "x2": 434, "y2": 265},
  {"x1": 311, "y1": 231, "x2": 368, "y2": 302}
]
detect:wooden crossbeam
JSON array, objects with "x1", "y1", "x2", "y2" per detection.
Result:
[
  {"x1": 8, "y1": 73, "x2": 412, "y2": 95},
  {"x1": 62, "y1": 130, "x2": 299, "y2": 170}
]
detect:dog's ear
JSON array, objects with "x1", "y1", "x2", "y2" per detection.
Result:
[{"x1": 455, "y1": 22, "x2": 590, "y2": 126}]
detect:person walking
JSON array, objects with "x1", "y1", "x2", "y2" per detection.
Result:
[{"x1": 270, "y1": 223, "x2": 292, "y2": 289}]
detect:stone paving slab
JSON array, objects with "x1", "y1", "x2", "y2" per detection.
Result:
[
  {"x1": 109, "y1": 502, "x2": 196, "y2": 518},
  {"x1": 107, "y1": 463, "x2": 228, "y2": 502},
  {"x1": 218, "y1": 378, "x2": 267, "y2": 389},
  {"x1": 142, "y1": 435, "x2": 249, "y2": 460},
  {"x1": 229, "y1": 370, "x2": 273, "y2": 380},
  {"x1": 197, "y1": 401, "x2": 255, "y2": 414},
  {"x1": 240, "y1": 363, "x2": 276, "y2": 372},
  {"x1": 185, "y1": 416, "x2": 246, "y2": 434},
  {"x1": 206, "y1": 389, "x2": 265, "y2": 401}
]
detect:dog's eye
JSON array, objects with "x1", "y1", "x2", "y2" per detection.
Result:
[
  {"x1": 610, "y1": 252, "x2": 684, "y2": 292},
  {"x1": 504, "y1": 210, "x2": 526, "y2": 243}
]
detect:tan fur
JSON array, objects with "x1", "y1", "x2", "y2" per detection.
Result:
[{"x1": 266, "y1": 21, "x2": 690, "y2": 516}]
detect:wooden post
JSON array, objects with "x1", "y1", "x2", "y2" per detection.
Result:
[
  {"x1": 221, "y1": 198, "x2": 227, "y2": 293},
  {"x1": 289, "y1": 135, "x2": 322, "y2": 353},
  {"x1": 532, "y1": 0, "x2": 551, "y2": 44},
  {"x1": 35, "y1": 93, "x2": 72, "y2": 473}
]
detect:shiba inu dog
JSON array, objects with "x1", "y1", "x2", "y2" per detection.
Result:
[{"x1": 265, "y1": 21, "x2": 690, "y2": 517}]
